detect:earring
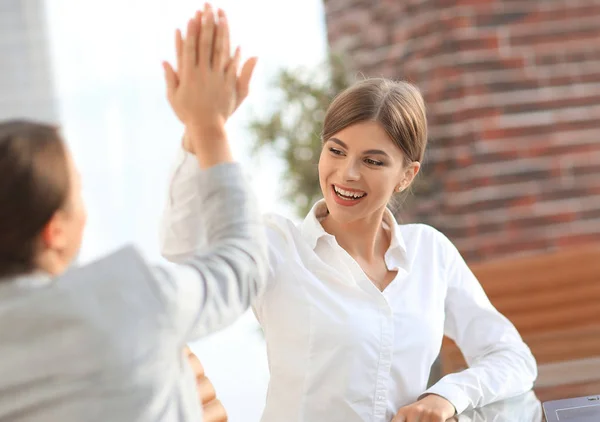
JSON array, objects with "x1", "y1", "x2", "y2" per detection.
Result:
[{"x1": 396, "y1": 186, "x2": 403, "y2": 193}]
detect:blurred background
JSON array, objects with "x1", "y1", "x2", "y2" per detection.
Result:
[{"x1": 2, "y1": 0, "x2": 599, "y2": 420}]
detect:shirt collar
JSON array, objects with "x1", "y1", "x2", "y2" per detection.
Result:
[
  {"x1": 300, "y1": 199, "x2": 410, "y2": 272},
  {"x1": 0, "y1": 271, "x2": 52, "y2": 288}
]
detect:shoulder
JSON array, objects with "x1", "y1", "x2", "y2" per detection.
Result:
[
  {"x1": 61, "y1": 245, "x2": 161, "y2": 300},
  {"x1": 263, "y1": 212, "x2": 298, "y2": 231},
  {"x1": 263, "y1": 212, "x2": 301, "y2": 247},
  {"x1": 64, "y1": 245, "x2": 149, "y2": 281},
  {"x1": 398, "y1": 223, "x2": 451, "y2": 247},
  {"x1": 397, "y1": 222, "x2": 459, "y2": 263}
]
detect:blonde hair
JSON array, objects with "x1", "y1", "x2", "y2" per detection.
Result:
[{"x1": 321, "y1": 78, "x2": 428, "y2": 166}]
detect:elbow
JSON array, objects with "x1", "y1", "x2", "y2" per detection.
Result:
[
  {"x1": 503, "y1": 344, "x2": 538, "y2": 393},
  {"x1": 158, "y1": 228, "x2": 197, "y2": 264},
  {"x1": 158, "y1": 226, "x2": 177, "y2": 263},
  {"x1": 160, "y1": 245, "x2": 193, "y2": 265},
  {"x1": 161, "y1": 251, "x2": 182, "y2": 264}
]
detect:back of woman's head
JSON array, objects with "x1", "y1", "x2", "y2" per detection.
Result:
[
  {"x1": 321, "y1": 78, "x2": 428, "y2": 165},
  {"x1": 0, "y1": 120, "x2": 69, "y2": 278}
]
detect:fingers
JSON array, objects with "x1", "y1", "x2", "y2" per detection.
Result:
[
  {"x1": 194, "y1": 9, "x2": 203, "y2": 34},
  {"x1": 393, "y1": 410, "x2": 446, "y2": 422},
  {"x1": 236, "y1": 56, "x2": 258, "y2": 103},
  {"x1": 197, "y1": 375, "x2": 217, "y2": 404},
  {"x1": 198, "y1": 3, "x2": 215, "y2": 69},
  {"x1": 182, "y1": 18, "x2": 199, "y2": 80},
  {"x1": 212, "y1": 9, "x2": 230, "y2": 71},
  {"x1": 221, "y1": 10, "x2": 231, "y2": 68},
  {"x1": 175, "y1": 29, "x2": 183, "y2": 73},
  {"x1": 202, "y1": 399, "x2": 228, "y2": 422},
  {"x1": 162, "y1": 61, "x2": 177, "y2": 101},
  {"x1": 187, "y1": 352, "x2": 205, "y2": 378},
  {"x1": 226, "y1": 47, "x2": 241, "y2": 85}
]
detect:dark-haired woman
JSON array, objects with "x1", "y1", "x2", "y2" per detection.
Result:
[{"x1": 0, "y1": 10, "x2": 264, "y2": 422}]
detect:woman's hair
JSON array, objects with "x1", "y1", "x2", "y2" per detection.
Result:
[
  {"x1": 321, "y1": 78, "x2": 428, "y2": 166},
  {"x1": 0, "y1": 120, "x2": 70, "y2": 278}
]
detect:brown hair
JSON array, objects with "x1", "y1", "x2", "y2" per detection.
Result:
[
  {"x1": 321, "y1": 78, "x2": 428, "y2": 166},
  {"x1": 0, "y1": 120, "x2": 70, "y2": 278}
]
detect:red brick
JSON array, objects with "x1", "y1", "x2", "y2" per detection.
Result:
[{"x1": 326, "y1": 0, "x2": 600, "y2": 263}]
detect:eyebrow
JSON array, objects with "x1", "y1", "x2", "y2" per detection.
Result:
[{"x1": 327, "y1": 137, "x2": 390, "y2": 158}]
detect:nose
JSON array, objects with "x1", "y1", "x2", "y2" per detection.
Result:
[{"x1": 340, "y1": 158, "x2": 360, "y2": 182}]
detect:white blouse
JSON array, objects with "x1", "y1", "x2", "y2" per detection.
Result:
[{"x1": 160, "y1": 149, "x2": 537, "y2": 422}]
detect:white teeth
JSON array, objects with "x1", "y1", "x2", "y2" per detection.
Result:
[{"x1": 333, "y1": 185, "x2": 366, "y2": 199}]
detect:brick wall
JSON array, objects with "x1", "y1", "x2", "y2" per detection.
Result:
[{"x1": 324, "y1": 0, "x2": 600, "y2": 261}]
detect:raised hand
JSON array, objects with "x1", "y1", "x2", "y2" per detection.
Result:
[
  {"x1": 176, "y1": 8, "x2": 257, "y2": 118},
  {"x1": 163, "y1": 4, "x2": 243, "y2": 167},
  {"x1": 165, "y1": 5, "x2": 258, "y2": 156}
]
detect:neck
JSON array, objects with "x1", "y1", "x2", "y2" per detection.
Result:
[
  {"x1": 322, "y1": 207, "x2": 389, "y2": 261},
  {"x1": 35, "y1": 252, "x2": 68, "y2": 276}
]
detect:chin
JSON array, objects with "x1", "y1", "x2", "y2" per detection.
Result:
[{"x1": 323, "y1": 196, "x2": 365, "y2": 224}]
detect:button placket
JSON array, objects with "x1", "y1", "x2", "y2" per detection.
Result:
[{"x1": 373, "y1": 302, "x2": 394, "y2": 420}]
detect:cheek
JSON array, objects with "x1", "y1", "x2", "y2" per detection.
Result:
[
  {"x1": 72, "y1": 197, "x2": 87, "y2": 233},
  {"x1": 317, "y1": 153, "x2": 329, "y2": 185},
  {"x1": 367, "y1": 172, "x2": 396, "y2": 199},
  {"x1": 79, "y1": 202, "x2": 88, "y2": 230}
]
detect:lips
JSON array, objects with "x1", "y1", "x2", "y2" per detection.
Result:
[{"x1": 331, "y1": 184, "x2": 367, "y2": 206}]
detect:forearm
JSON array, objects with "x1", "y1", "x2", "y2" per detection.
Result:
[
  {"x1": 425, "y1": 343, "x2": 537, "y2": 413},
  {"x1": 183, "y1": 162, "x2": 266, "y2": 336},
  {"x1": 187, "y1": 125, "x2": 234, "y2": 170},
  {"x1": 157, "y1": 162, "x2": 267, "y2": 338},
  {"x1": 160, "y1": 146, "x2": 207, "y2": 262}
]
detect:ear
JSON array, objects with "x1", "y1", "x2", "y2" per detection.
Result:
[
  {"x1": 398, "y1": 161, "x2": 421, "y2": 191},
  {"x1": 40, "y1": 212, "x2": 68, "y2": 251}
]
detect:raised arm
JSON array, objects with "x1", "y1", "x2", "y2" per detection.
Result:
[
  {"x1": 161, "y1": 5, "x2": 257, "y2": 263},
  {"x1": 155, "y1": 5, "x2": 265, "y2": 338}
]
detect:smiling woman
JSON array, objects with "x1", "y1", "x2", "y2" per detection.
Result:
[
  {"x1": 319, "y1": 80, "x2": 426, "y2": 222},
  {"x1": 161, "y1": 77, "x2": 537, "y2": 422}
]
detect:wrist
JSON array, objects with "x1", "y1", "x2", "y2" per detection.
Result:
[
  {"x1": 185, "y1": 126, "x2": 233, "y2": 169},
  {"x1": 420, "y1": 394, "x2": 456, "y2": 416},
  {"x1": 194, "y1": 143, "x2": 234, "y2": 169},
  {"x1": 187, "y1": 119, "x2": 227, "y2": 141}
]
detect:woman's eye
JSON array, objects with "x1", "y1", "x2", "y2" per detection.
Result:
[
  {"x1": 329, "y1": 148, "x2": 344, "y2": 155},
  {"x1": 365, "y1": 158, "x2": 384, "y2": 166}
]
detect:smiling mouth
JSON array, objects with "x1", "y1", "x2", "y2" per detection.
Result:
[{"x1": 332, "y1": 184, "x2": 367, "y2": 200}]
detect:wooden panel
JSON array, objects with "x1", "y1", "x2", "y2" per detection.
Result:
[
  {"x1": 471, "y1": 245, "x2": 600, "y2": 296},
  {"x1": 440, "y1": 245, "x2": 600, "y2": 377},
  {"x1": 442, "y1": 325, "x2": 600, "y2": 375},
  {"x1": 492, "y1": 281, "x2": 600, "y2": 314},
  {"x1": 535, "y1": 379, "x2": 600, "y2": 403}
]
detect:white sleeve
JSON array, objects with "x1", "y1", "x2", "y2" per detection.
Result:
[{"x1": 424, "y1": 233, "x2": 538, "y2": 414}]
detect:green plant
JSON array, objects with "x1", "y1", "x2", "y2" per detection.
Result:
[
  {"x1": 247, "y1": 54, "x2": 351, "y2": 218},
  {"x1": 247, "y1": 54, "x2": 435, "y2": 220}
]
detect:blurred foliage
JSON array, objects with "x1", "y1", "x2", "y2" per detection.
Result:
[
  {"x1": 246, "y1": 54, "x2": 436, "y2": 220},
  {"x1": 247, "y1": 54, "x2": 352, "y2": 218}
]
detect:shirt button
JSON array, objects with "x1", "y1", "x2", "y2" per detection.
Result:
[{"x1": 378, "y1": 395, "x2": 385, "y2": 400}]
